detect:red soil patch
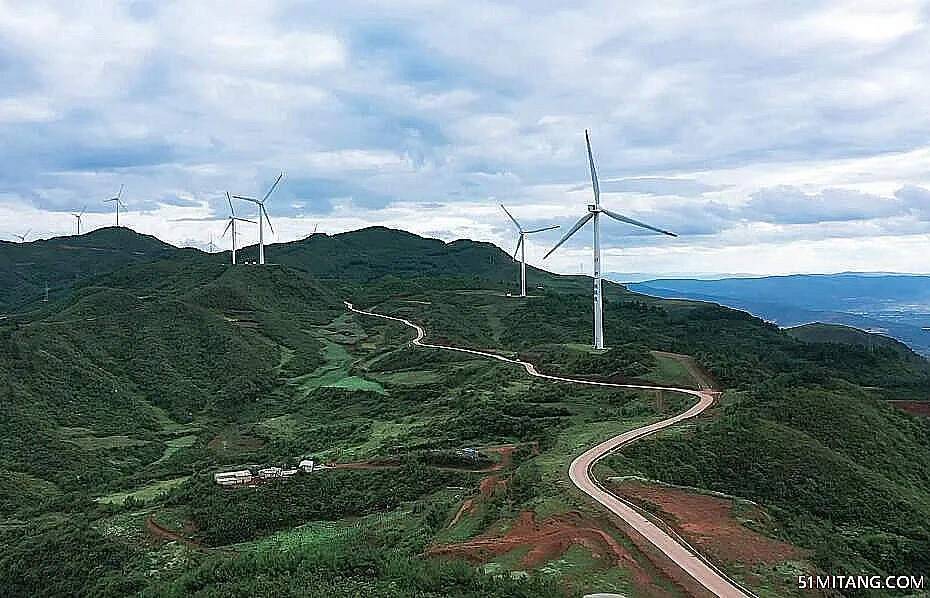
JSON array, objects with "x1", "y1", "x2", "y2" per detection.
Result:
[
  {"x1": 448, "y1": 473, "x2": 506, "y2": 527},
  {"x1": 611, "y1": 481, "x2": 804, "y2": 566},
  {"x1": 429, "y1": 511, "x2": 678, "y2": 598},
  {"x1": 488, "y1": 445, "x2": 514, "y2": 469},
  {"x1": 888, "y1": 400, "x2": 930, "y2": 418},
  {"x1": 479, "y1": 474, "x2": 500, "y2": 496}
]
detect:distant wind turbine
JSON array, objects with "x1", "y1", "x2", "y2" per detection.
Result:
[
  {"x1": 500, "y1": 204, "x2": 558, "y2": 297},
  {"x1": 13, "y1": 229, "x2": 31, "y2": 243},
  {"x1": 72, "y1": 206, "x2": 87, "y2": 235},
  {"x1": 544, "y1": 130, "x2": 677, "y2": 349},
  {"x1": 104, "y1": 185, "x2": 126, "y2": 227},
  {"x1": 233, "y1": 171, "x2": 284, "y2": 265},
  {"x1": 223, "y1": 192, "x2": 255, "y2": 265}
]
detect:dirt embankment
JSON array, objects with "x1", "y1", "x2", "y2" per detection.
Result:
[
  {"x1": 611, "y1": 481, "x2": 804, "y2": 566},
  {"x1": 429, "y1": 510, "x2": 681, "y2": 598}
]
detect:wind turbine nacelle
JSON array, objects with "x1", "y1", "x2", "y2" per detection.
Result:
[{"x1": 587, "y1": 204, "x2": 598, "y2": 212}]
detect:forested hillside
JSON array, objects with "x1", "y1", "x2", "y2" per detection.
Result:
[{"x1": 1, "y1": 227, "x2": 928, "y2": 598}]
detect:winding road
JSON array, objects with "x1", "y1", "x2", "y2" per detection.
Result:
[{"x1": 346, "y1": 301, "x2": 753, "y2": 598}]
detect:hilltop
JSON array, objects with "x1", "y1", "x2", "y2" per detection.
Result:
[
  {"x1": 1, "y1": 227, "x2": 929, "y2": 598},
  {"x1": 0, "y1": 228, "x2": 192, "y2": 312},
  {"x1": 1, "y1": 226, "x2": 587, "y2": 312}
]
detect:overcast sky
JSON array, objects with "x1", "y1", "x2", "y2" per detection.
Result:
[{"x1": 2, "y1": 0, "x2": 930, "y2": 277}]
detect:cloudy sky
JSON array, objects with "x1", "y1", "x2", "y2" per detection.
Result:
[{"x1": 2, "y1": 0, "x2": 930, "y2": 278}]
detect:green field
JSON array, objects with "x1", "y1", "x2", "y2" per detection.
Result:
[{"x1": 97, "y1": 476, "x2": 191, "y2": 505}]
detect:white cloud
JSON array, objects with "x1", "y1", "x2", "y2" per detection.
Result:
[{"x1": 2, "y1": 0, "x2": 930, "y2": 276}]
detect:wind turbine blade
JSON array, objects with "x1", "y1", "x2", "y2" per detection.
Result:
[
  {"x1": 117, "y1": 184, "x2": 124, "y2": 200},
  {"x1": 79, "y1": 206, "x2": 86, "y2": 217},
  {"x1": 524, "y1": 225, "x2": 560, "y2": 234},
  {"x1": 262, "y1": 205, "x2": 274, "y2": 235},
  {"x1": 235, "y1": 218, "x2": 256, "y2": 224},
  {"x1": 499, "y1": 204, "x2": 523, "y2": 232},
  {"x1": 512, "y1": 235, "x2": 523, "y2": 260},
  {"x1": 227, "y1": 192, "x2": 235, "y2": 216},
  {"x1": 585, "y1": 129, "x2": 600, "y2": 207},
  {"x1": 232, "y1": 195, "x2": 260, "y2": 204},
  {"x1": 223, "y1": 220, "x2": 233, "y2": 236},
  {"x1": 601, "y1": 208, "x2": 677, "y2": 237},
  {"x1": 118, "y1": 199, "x2": 126, "y2": 209},
  {"x1": 543, "y1": 212, "x2": 593, "y2": 259},
  {"x1": 261, "y1": 172, "x2": 284, "y2": 203}
]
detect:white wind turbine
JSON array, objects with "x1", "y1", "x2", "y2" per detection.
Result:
[
  {"x1": 233, "y1": 172, "x2": 284, "y2": 265},
  {"x1": 544, "y1": 130, "x2": 677, "y2": 349},
  {"x1": 72, "y1": 206, "x2": 87, "y2": 235},
  {"x1": 13, "y1": 229, "x2": 31, "y2": 243},
  {"x1": 500, "y1": 204, "x2": 559, "y2": 297},
  {"x1": 104, "y1": 185, "x2": 126, "y2": 227},
  {"x1": 222, "y1": 192, "x2": 255, "y2": 265}
]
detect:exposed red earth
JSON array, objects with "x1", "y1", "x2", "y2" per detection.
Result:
[
  {"x1": 887, "y1": 400, "x2": 930, "y2": 417},
  {"x1": 428, "y1": 510, "x2": 682, "y2": 598},
  {"x1": 612, "y1": 482, "x2": 804, "y2": 566}
]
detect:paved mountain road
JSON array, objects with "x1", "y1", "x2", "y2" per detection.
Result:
[{"x1": 346, "y1": 302, "x2": 754, "y2": 598}]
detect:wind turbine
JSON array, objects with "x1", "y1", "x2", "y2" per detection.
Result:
[
  {"x1": 544, "y1": 130, "x2": 677, "y2": 349},
  {"x1": 222, "y1": 192, "x2": 255, "y2": 265},
  {"x1": 104, "y1": 185, "x2": 126, "y2": 227},
  {"x1": 233, "y1": 171, "x2": 284, "y2": 265},
  {"x1": 13, "y1": 229, "x2": 31, "y2": 243},
  {"x1": 500, "y1": 204, "x2": 558, "y2": 297},
  {"x1": 72, "y1": 207, "x2": 87, "y2": 235}
]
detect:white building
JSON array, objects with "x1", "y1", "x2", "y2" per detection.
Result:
[
  {"x1": 214, "y1": 470, "x2": 253, "y2": 486},
  {"x1": 258, "y1": 467, "x2": 283, "y2": 479},
  {"x1": 298, "y1": 459, "x2": 315, "y2": 473}
]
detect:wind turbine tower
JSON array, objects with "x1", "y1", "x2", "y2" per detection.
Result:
[
  {"x1": 104, "y1": 185, "x2": 126, "y2": 227},
  {"x1": 223, "y1": 192, "x2": 255, "y2": 265},
  {"x1": 544, "y1": 130, "x2": 677, "y2": 349},
  {"x1": 500, "y1": 204, "x2": 558, "y2": 297},
  {"x1": 72, "y1": 207, "x2": 87, "y2": 235},
  {"x1": 233, "y1": 171, "x2": 284, "y2": 265}
]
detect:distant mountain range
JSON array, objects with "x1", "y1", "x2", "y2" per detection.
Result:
[{"x1": 618, "y1": 273, "x2": 930, "y2": 355}]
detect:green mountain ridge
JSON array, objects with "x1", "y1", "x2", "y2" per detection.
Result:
[{"x1": 1, "y1": 227, "x2": 929, "y2": 597}]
